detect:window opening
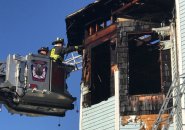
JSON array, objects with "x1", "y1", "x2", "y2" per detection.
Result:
[
  {"x1": 128, "y1": 33, "x2": 161, "y2": 95},
  {"x1": 91, "y1": 41, "x2": 111, "y2": 105}
]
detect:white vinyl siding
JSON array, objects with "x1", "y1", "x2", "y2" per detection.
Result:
[
  {"x1": 81, "y1": 97, "x2": 115, "y2": 130},
  {"x1": 176, "y1": 0, "x2": 185, "y2": 129},
  {"x1": 179, "y1": 0, "x2": 185, "y2": 73}
]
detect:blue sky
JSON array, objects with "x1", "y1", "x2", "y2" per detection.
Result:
[{"x1": 0, "y1": 0, "x2": 94, "y2": 130}]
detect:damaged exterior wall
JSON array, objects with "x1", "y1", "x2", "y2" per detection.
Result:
[
  {"x1": 116, "y1": 19, "x2": 163, "y2": 116},
  {"x1": 65, "y1": 0, "x2": 176, "y2": 129},
  {"x1": 120, "y1": 114, "x2": 174, "y2": 130},
  {"x1": 82, "y1": 24, "x2": 116, "y2": 107},
  {"x1": 80, "y1": 18, "x2": 174, "y2": 130},
  {"x1": 80, "y1": 16, "x2": 174, "y2": 114}
]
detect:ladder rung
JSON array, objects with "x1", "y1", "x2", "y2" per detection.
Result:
[{"x1": 152, "y1": 74, "x2": 185, "y2": 130}]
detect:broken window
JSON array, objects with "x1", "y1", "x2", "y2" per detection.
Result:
[
  {"x1": 90, "y1": 41, "x2": 111, "y2": 105},
  {"x1": 128, "y1": 33, "x2": 161, "y2": 95}
]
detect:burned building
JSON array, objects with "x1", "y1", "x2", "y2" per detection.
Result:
[{"x1": 66, "y1": 0, "x2": 179, "y2": 129}]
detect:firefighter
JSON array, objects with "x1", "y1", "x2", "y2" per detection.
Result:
[
  {"x1": 50, "y1": 37, "x2": 84, "y2": 62},
  {"x1": 38, "y1": 47, "x2": 49, "y2": 56}
]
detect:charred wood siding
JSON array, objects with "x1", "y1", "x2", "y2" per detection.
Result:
[
  {"x1": 82, "y1": 18, "x2": 173, "y2": 117},
  {"x1": 116, "y1": 19, "x2": 163, "y2": 115}
]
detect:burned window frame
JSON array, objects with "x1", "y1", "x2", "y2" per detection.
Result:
[
  {"x1": 116, "y1": 20, "x2": 173, "y2": 116},
  {"x1": 127, "y1": 32, "x2": 162, "y2": 95}
]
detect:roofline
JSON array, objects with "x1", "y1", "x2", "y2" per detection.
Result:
[{"x1": 66, "y1": 0, "x2": 100, "y2": 19}]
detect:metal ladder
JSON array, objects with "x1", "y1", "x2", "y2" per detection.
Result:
[
  {"x1": 63, "y1": 51, "x2": 83, "y2": 71},
  {"x1": 152, "y1": 75, "x2": 185, "y2": 130}
]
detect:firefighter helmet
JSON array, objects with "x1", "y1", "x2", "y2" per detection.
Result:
[
  {"x1": 38, "y1": 47, "x2": 49, "y2": 54},
  {"x1": 52, "y1": 37, "x2": 64, "y2": 45}
]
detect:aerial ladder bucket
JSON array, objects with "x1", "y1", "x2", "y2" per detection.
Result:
[{"x1": 0, "y1": 52, "x2": 82, "y2": 117}]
